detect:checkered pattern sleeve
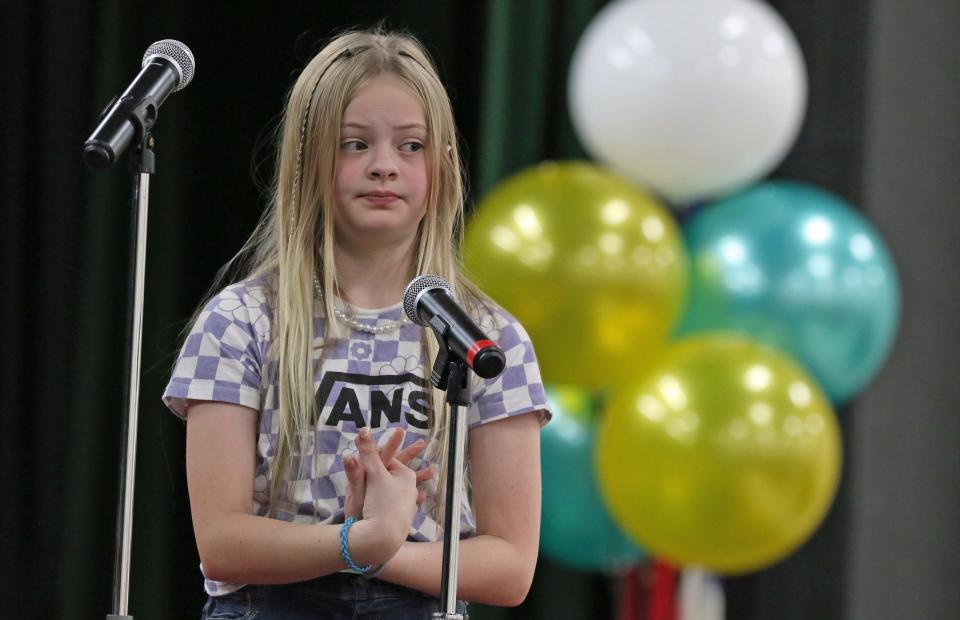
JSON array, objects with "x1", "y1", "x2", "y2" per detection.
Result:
[
  {"x1": 162, "y1": 282, "x2": 269, "y2": 420},
  {"x1": 468, "y1": 304, "x2": 552, "y2": 429}
]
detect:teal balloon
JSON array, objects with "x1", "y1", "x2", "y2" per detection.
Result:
[
  {"x1": 540, "y1": 386, "x2": 644, "y2": 572},
  {"x1": 678, "y1": 180, "x2": 900, "y2": 404}
]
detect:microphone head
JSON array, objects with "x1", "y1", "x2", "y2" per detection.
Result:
[
  {"x1": 142, "y1": 39, "x2": 195, "y2": 91},
  {"x1": 403, "y1": 275, "x2": 452, "y2": 326}
]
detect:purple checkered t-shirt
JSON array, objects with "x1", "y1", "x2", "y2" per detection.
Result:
[{"x1": 163, "y1": 277, "x2": 551, "y2": 596}]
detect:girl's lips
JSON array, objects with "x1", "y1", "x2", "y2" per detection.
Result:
[{"x1": 361, "y1": 192, "x2": 400, "y2": 204}]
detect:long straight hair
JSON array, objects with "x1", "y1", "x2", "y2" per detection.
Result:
[{"x1": 185, "y1": 26, "x2": 489, "y2": 524}]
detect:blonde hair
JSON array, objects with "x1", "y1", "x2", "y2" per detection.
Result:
[{"x1": 192, "y1": 26, "x2": 488, "y2": 522}]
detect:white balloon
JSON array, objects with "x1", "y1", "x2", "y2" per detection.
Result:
[{"x1": 569, "y1": 0, "x2": 807, "y2": 205}]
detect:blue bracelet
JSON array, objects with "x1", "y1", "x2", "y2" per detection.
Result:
[
  {"x1": 362, "y1": 561, "x2": 387, "y2": 580},
  {"x1": 340, "y1": 516, "x2": 373, "y2": 573}
]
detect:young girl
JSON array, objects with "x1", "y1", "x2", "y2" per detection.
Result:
[{"x1": 163, "y1": 27, "x2": 550, "y2": 619}]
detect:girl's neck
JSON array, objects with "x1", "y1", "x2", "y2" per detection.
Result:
[{"x1": 332, "y1": 239, "x2": 415, "y2": 309}]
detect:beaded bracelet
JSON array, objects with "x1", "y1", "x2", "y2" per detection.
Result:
[{"x1": 339, "y1": 516, "x2": 373, "y2": 573}]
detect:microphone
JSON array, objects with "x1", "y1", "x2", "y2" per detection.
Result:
[
  {"x1": 82, "y1": 39, "x2": 195, "y2": 169},
  {"x1": 403, "y1": 275, "x2": 506, "y2": 379}
]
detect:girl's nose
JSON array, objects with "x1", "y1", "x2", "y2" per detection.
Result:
[{"x1": 368, "y1": 146, "x2": 399, "y2": 180}]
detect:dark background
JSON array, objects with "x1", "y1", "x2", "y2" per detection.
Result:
[{"x1": 1, "y1": 1, "x2": 957, "y2": 618}]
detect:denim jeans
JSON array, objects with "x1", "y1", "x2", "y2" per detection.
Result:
[{"x1": 200, "y1": 572, "x2": 468, "y2": 619}]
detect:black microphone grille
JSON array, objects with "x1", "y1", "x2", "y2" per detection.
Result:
[
  {"x1": 402, "y1": 275, "x2": 452, "y2": 326},
  {"x1": 142, "y1": 39, "x2": 195, "y2": 91}
]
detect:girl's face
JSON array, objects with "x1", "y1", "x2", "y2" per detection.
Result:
[{"x1": 332, "y1": 73, "x2": 430, "y2": 252}]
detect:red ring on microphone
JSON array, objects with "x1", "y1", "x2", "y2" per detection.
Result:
[{"x1": 466, "y1": 339, "x2": 497, "y2": 366}]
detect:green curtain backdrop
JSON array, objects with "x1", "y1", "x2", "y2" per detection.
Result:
[
  {"x1": 2, "y1": 1, "x2": 957, "y2": 619},
  {"x1": 476, "y1": 0, "x2": 600, "y2": 195}
]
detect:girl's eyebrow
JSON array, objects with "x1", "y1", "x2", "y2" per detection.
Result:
[{"x1": 341, "y1": 121, "x2": 427, "y2": 131}]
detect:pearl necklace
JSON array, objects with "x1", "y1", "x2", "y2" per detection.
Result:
[{"x1": 313, "y1": 278, "x2": 408, "y2": 335}]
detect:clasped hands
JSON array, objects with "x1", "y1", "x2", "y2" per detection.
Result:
[{"x1": 340, "y1": 427, "x2": 435, "y2": 566}]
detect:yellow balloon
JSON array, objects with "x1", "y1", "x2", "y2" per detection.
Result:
[
  {"x1": 464, "y1": 161, "x2": 687, "y2": 388},
  {"x1": 595, "y1": 334, "x2": 841, "y2": 574}
]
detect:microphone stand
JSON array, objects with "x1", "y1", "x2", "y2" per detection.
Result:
[
  {"x1": 426, "y1": 322, "x2": 477, "y2": 620},
  {"x1": 90, "y1": 102, "x2": 158, "y2": 620}
]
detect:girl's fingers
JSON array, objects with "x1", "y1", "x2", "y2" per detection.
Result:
[
  {"x1": 394, "y1": 437, "x2": 427, "y2": 464},
  {"x1": 385, "y1": 458, "x2": 418, "y2": 486},
  {"x1": 356, "y1": 429, "x2": 431, "y2": 486},
  {"x1": 345, "y1": 455, "x2": 365, "y2": 487},
  {"x1": 356, "y1": 428, "x2": 387, "y2": 475},
  {"x1": 415, "y1": 465, "x2": 435, "y2": 485},
  {"x1": 343, "y1": 455, "x2": 366, "y2": 518},
  {"x1": 417, "y1": 489, "x2": 428, "y2": 504},
  {"x1": 379, "y1": 427, "x2": 405, "y2": 464}
]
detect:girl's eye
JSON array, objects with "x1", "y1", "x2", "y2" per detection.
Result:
[
  {"x1": 341, "y1": 140, "x2": 367, "y2": 151},
  {"x1": 400, "y1": 141, "x2": 424, "y2": 153}
]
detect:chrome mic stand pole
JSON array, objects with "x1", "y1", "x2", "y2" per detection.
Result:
[
  {"x1": 434, "y1": 359, "x2": 470, "y2": 620},
  {"x1": 84, "y1": 101, "x2": 157, "y2": 618},
  {"x1": 105, "y1": 129, "x2": 154, "y2": 620}
]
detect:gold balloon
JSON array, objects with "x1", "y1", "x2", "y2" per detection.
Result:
[
  {"x1": 464, "y1": 161, "x2": 687, "y2": 388},
  {"x1": 595, "y1": 334, "x2": 841, "y2": 574}
]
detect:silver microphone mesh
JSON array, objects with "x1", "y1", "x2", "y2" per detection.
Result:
[
  {"x1": 142, "y1": 39, "x2": 195, "y2": 91},
  {"x1": 402, "y1": 275, "x2": 453, "y2": 326}
]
